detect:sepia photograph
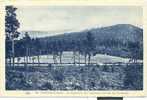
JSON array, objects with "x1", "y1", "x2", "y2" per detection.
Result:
[{"x1": 5, "y1": 5, "x2": 143, "y2": 91}]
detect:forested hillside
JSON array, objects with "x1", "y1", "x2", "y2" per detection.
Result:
[
  {"x1": 39, "y1": 24, "x2": 143, "y2": 59},
  {"x1": 6, "y1": 24, "x2": 143, "y2": 60}
]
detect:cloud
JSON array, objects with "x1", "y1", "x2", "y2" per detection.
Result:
[{"x1": 16, "y1": 6, "x2": 142, "y2": 34}]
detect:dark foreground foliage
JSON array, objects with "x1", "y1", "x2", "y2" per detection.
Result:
[
  {"x1": 6, "y1": 63, "x2": 143, "y2": 90},
  {"x1": 124, "y1": 63, "x2": 143, "y2": 90}
]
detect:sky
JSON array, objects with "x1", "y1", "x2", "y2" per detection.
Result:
[{"x1": 16, "y1": 6, "x2": 142, "y2": 36}]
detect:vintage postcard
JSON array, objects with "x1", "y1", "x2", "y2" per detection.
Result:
[{"x1": 0, "y1": 0, "x2": 147, "y2": 97}]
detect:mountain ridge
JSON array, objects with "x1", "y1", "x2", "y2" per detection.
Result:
[{"x1": 20, "y1": 24, "x2": 142, "y2": 39}]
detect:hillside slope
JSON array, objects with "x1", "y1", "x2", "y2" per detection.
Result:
[
  {"x1": 39, "y1": 24, "x2": 143, "y2": 59},
  {"x1": 19, "y1": 24, "x2": 143, "y2": 59}
]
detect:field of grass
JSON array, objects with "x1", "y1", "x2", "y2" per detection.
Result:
[{"x1": 6, "y1": 63, "x2": 143, "y2": 90}]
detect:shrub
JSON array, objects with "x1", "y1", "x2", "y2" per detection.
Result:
[
  {"x1": 40, "y1": 82, "x2": 53, "y2": 90},
  {"x1": 124, "y1": 64, "x2": 143, "y2": 90},
  {"x1": 52, "y1": 70, "x2": 64, "y2": 82}
]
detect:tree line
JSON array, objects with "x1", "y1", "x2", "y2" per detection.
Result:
[{"x1": 6, "y1": 31, "x2": 96, "y2": 66}]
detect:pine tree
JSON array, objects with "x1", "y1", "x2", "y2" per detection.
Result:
[
  {"x1": 35, "y1": 38, "x2": 42, "y2": 66},
  {"x1": 5, "y1": 6, "x2": 20, "y2": 67},
  {"x1": 23, "y1": 32, "x2": 31, "y2": 66},
  {"x1": 85, "y1": 31, "x2": 95, "y2": 65}
]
